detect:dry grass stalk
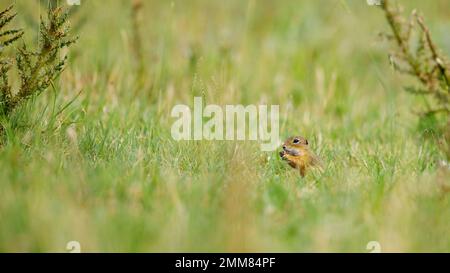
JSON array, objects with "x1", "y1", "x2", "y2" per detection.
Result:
[
  {"x1": 380, "y1": 0, "x2": 450, "y2": 157},
  {"x1": 0, "y1": 4, "x2": 76, "y2": 119}
]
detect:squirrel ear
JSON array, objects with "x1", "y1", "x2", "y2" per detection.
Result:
[{"x1": 305, "y1": 139, "x2": 309, "y2": 145}]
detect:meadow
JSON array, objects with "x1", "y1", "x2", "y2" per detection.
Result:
[{"x1": 0, "y1": 0, "x2": 449, "y2": 252}]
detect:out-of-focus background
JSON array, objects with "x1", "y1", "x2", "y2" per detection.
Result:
[{"x1": 0, "y1": 0, "x2": 449, "y2": 252}]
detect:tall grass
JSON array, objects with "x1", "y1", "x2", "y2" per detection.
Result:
[
  {"x1": 0, "y1": 4, "x2": 76, "y2": 124},
  {"x1": 380, "y1": 0, "x2": 450, "y2": 158},
  {"x1": 0, "y1": 0, "x2": 449, "y2": 252}
]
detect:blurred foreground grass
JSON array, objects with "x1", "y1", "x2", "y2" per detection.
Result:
[{"x1": 0, "y1": 0, "x2": 449, "y2": 252}]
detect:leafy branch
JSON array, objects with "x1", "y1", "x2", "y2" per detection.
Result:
[
  {"x1": 0, "y1": 4, "x2": 77, "y2": 119},
  {"x1": 380, "y1": 0, "x2": 450, "y2": 158},
  {"x1": 380, "y1": 0, "x2": 450, "y2": 116}
]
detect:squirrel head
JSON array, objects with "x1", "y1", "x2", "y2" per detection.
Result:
[{"x1": 281, "y1": 136, "x2": 309, "y2": 157}]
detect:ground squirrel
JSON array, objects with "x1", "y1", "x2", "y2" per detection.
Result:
[{"x1": 279, "y1": 136, "x2": 323, "y2": 177}]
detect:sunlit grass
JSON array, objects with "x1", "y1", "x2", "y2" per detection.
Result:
[{"x1": 0, "y1": 0, "x2": 449, "y2": 252}]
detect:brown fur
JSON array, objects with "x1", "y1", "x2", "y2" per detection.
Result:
[{"x1": 279, "y1": 136, "x2": 322, "y2": 177}]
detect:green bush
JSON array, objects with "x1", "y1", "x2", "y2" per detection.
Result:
[{"x1": 0, "y1": 4, "x2": 76, "y2": 120}]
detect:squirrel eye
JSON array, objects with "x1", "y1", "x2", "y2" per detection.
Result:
[{"x1": 293, "y1": 138, "x2": 300, "y2": 144}]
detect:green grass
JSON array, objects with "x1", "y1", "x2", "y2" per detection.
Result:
[{"x1": 0, "y1": 0, "x2": 449, "y2": 252}]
